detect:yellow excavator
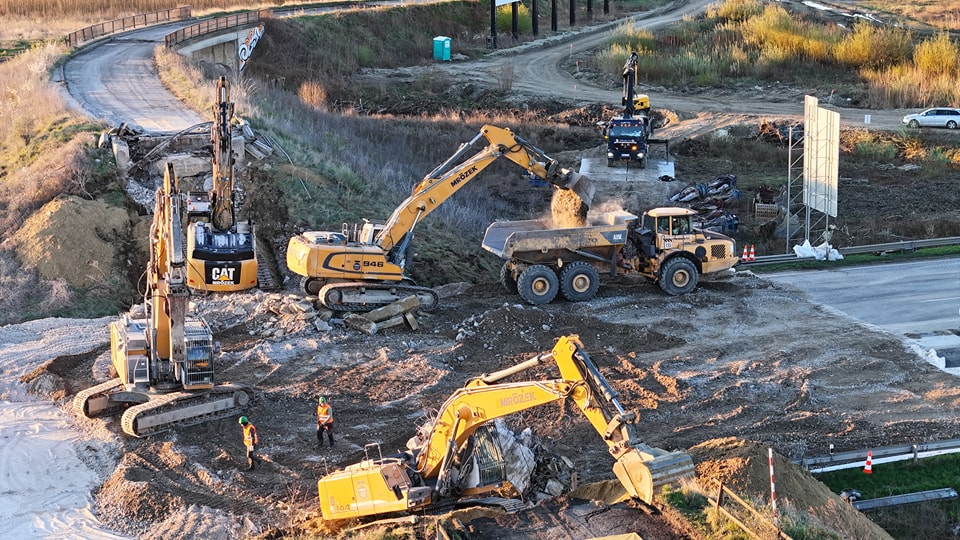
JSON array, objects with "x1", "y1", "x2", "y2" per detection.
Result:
[
  {"x1": 286, "y1": 125, "x2": 595, "y2": 311},
  {"x1": 73, "y1": 163, "x2": 249, "y2": 437},
  {"x1": 185, "y1": 76, "x2": 258, "y2": 292},
  {"x1": 316, "y1": 335, "x2": 695, "y2": 521}
]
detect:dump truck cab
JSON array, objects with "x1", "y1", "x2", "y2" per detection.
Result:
[{"x1": 634, "y1": 207, "x2": 739, "y2": 294}]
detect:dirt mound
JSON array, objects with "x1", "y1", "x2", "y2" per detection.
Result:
[
  {"x1": 691, "y1": 437, "x2": 892, "y2": 539},
  {"x1": 12, "y1": 195, "x2": 131, "y2": 288}
]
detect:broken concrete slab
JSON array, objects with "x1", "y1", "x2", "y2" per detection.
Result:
[{"x1": 362, "y1": 295, "x2": 420, "y2": 323}]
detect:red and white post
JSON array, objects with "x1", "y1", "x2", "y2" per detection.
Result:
[{"x1": 769, "y1": 447, "x2": 778, "y2": 527}]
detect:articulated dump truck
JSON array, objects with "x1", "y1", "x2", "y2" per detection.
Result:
[{"x1": 484, "y1": 207, "x2": 739, "y2": 305}]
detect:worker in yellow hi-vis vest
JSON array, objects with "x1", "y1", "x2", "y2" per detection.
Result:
[
  {"x1": 316, "y1": 396, "x2": 334, "y2": 448},
  {"x1": 239, "y1": 416, "x2": 262, "y2": 471}
]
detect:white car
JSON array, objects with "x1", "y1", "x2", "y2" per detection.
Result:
[{"x1": 902, "y1": 107, "x2": 960, "y2": 129}]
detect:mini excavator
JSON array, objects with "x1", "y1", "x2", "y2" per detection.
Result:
[{"x1": 316, "y1": 335, "x2": 695, "y2": 521}]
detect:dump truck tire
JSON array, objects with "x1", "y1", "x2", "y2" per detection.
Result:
[
  {"x1": 517, "y1": 265, "x2": 558, "y2": 305},
  {"x1": 659, "y1": 257, "x2": 698, "y2": 296},
  {"x1": 559, "y1": 262, "x2": 599, "y2": 302}
]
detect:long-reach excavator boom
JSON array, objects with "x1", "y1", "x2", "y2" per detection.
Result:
[
  {"x1": 210, "y1": 76, "x2": 236, "y2": 232},
  {"x1": 316, "y1": 335, "x2": 694, "y2": 521},
  {"x1": 73, "y1": 163, "x2": 249, "y2": 437},
  {"x1": 286, "y1": 125, "x2": 595, "y2": 311}
]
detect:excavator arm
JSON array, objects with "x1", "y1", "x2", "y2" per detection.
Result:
[
  {"x1": 209, "y1": 76, "x2": 236, "y2": 232},
  {"x1": 375, "y1": 124, "x2": 595, "y2": 257},
  {"x1": 412, "y1": 336, "x2": 695, "y2": 501}
]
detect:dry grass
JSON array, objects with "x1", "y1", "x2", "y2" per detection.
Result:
[
  {"x1": 598, "y1": 0, "x2": 960, "y2": 108},
  {"x1": 0, "y1": 0, "x2": 326, "y2": 41}
]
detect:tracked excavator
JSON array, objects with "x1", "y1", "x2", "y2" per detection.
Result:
[
  {"x1": 602, "y1": 51, "x2": 655, "y2": 168},
  {"x1": 185, "y1": 76, "x2": 258, "y2": 292},
  {"x1": 286, "y1": 125, "x2": 595, "y2": 311},
  {"x1": 316, "y1": 335, "x2": 695, "y2": 521},
  {"x1": 73, "y1": 163, "x2": 249, "y2": 437}
]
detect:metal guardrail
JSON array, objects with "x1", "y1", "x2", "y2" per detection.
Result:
[
  {"x1": 853, "y1": 488, "x2": 958, "y2": 511},
  {"x1": 794, "y1": 437, "x2": 960, "y2": 472},
  {"x1": 164, "y1": 10, "x2": 272, "y2": 48},
  {"x1": 741, "y1": 237, "x2": 960, "y2": 267},
  {"x1": 67, "y1": 7, "x2": 192, "y2": 47}
]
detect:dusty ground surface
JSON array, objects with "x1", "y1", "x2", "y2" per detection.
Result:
[
  {"x1": 22, "y1": 244, "x2": 954, "y2": 539},
  {"x1": 9, "y1": 1, "x2": 960, "y2": 538}
]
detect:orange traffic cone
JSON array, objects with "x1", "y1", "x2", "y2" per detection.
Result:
[
  {"x1": 864, "y1": 451, "x2": 873, "y2": 474},
  {"x1": 742, "y1": 245, "x2": 749, "y2": 260},
  {"x1": 749, "y1": 245, "x2": 756, "y2": 261}
]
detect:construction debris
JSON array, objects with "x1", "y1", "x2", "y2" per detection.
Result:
[{"x1": 344, "y1": 295, "x2": 422, "y2": 335}]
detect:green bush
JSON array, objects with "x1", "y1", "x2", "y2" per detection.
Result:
[
  {"x1": 496, "y1": 4, "x2": 532, "y2": 34},
  {"x1": 853, "y1": 140, "x2": 897, "y2": 162}
]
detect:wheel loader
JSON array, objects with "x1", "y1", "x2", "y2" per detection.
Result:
[
  {"x1": 286, "y1": 124, "x2": 595, "y2": 312},
  {"x1": 73, "y1": 163, "x2": 249, "y2": 437},
  {"x1": 315, "y1": 335, "x2": 695, "y2": 521}
]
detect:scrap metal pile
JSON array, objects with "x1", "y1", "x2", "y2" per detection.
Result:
[{"x1": 667, "y1": 174, "x2": 740, "y2": 234}]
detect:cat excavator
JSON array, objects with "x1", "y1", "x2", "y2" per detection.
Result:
[
  {"x1": 316, "y1": 335, "x2": 695, "y2": 521},
  {"x1": 185, "y1": 76, "x2": 258, "y2": 292},
  {"x1": 286, "y1": 125, "x2": 595, "y2": 312},
  {"x1": 72, "y1": 163, "x2": 249, "y2": 437}
]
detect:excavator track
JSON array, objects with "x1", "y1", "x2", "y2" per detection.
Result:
[
  {"x1": 120, "y1": 384, "x2": 250, "y2": 438},
  {"x1": 318, "y1": 282, "x2": 439, "y2": 312},
  {"x1": 72, "y1": 378, "x2": 126, "y2": 418}
]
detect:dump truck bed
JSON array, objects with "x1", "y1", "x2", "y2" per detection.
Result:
[{"x1": 481, "y1": 212, "x2": 636, "y2": 261}]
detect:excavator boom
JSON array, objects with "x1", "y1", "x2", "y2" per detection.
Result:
[
  {"x1": 287, "y1": 125, "x2": 595, "y2": 310},
  {"x1": 376, "y1": 124, "x2": 594, "y2": 253},
  {"x1": 316, "y1": 335, "x2": 695, "y2": 521}
]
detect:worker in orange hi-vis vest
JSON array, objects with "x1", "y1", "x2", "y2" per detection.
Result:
[
  {"x1": 239, "y1": 416, "x2": 262, "y2": 471},
  {"x1": 316, "y1": 396, "x2": 334, "y2": 448}
]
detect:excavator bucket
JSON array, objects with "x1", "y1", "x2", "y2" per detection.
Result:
[
  {"x1": 612, "y1": 449, "x2": 696, "y2": 504},
  {"x1": 554, "y1": 169, "x2": 595, "y2": 209}
]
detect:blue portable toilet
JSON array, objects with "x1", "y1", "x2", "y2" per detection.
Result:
[{"x1": 433, "y1": 36, "x2": 451, "y2": 61}]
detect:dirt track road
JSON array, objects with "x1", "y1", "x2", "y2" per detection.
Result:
[{"x1": 60, "y1": 0, "x2": 914, "y2": 138}]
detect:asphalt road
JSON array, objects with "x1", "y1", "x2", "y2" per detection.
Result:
[
  {"x1": 57, "y1": 23, "x2": 205, "y2": 133},
  {"x1": 764, "y1": 258, "x2": 960, "y2": 368}
]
